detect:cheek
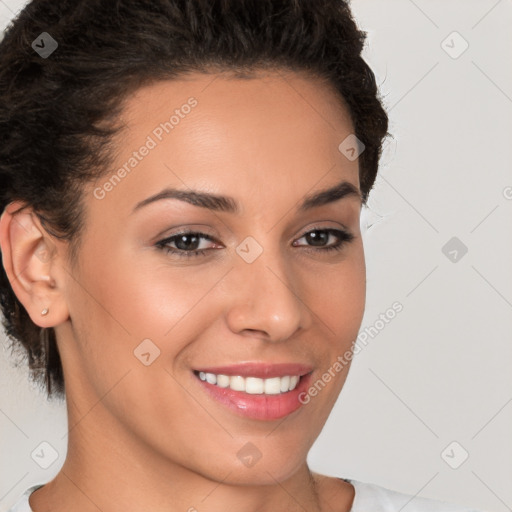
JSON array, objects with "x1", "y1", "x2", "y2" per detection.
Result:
[
  {"x1": 299, "y1": 243, "x2": 365, "y2": 399},
  {"x1": 64, "y1": 251, "x2": 235, "y2": 409},
  {"x1": 75, "y1": 240, "x2": 225, "y2": 332},
  {"x1": 292, "y1": 249, "x2": 365, "y2": 424},
  {"x1": 305, "y1": 242, "x2": 366, "y2": 342}
]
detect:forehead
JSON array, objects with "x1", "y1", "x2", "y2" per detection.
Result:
[
  {"x1": 121, "y1": 69, "x2": 353, "y2": 127},
  {"x1": 89, "y1": 70, "x2": 360, "y2": 218},
  {"x1": 116, "y1": 69, "x2": 355, "y2": 159}
]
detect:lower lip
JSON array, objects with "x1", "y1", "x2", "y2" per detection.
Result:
[{"x1": 194, "y1": 373, "x2": 312, "y2": 421}]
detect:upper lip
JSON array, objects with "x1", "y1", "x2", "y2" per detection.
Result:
[{"x1": 193, "y1": 362, "x2": 313, "y2": 379}]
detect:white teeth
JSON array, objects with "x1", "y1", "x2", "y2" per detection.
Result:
[
  {"x1": 216, "y1": 374, "x2": 230, "y2": 388},
  {"x1": 289, "y1": 375, "x2": 299, "y2": 390},
  {"x1": 280, "y1": 375, "x2": 290, "y2": 392},
  {"x1": 197, "y1": 372, "x2": 302, "y2": 394},
  {"x1": 205, "y1": 373, "x2": 217, "y2": 385},
  {"x1": 264, "y1": 377, "x2": 282, "y2": 395},
  {"x1": 230, "y1": 375, "x2": 245, "y2": 391},
  {"x1": 246, "y1": 377, "x2": 265, "y2": 394}
]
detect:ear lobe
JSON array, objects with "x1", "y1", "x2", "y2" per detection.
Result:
[{"x1": 0, "y1": 201, "x2": 69, "y2": 328}]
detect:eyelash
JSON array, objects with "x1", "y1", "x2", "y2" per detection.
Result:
[{"x1": 155, "y1": 227, "x2": 354, "y2": 258}]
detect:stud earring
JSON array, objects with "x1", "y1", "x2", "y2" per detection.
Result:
[{"x1": 41, "y1": 307, "x2": 49, "y2": 316}]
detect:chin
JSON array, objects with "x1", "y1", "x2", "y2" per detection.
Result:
[{"x1": 194, "y1": 442, "x2": 310, "y2": 486}]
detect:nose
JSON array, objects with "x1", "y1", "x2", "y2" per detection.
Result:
[{"x1": 224, "y1": 247, "x2": 311, "y2": 342}]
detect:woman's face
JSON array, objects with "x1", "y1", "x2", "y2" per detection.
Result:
[{"x1": 56, "y1": 71, "x2": 366, "y2": 484}]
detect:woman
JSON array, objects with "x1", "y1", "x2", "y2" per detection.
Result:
[{"x1": 0, "y1": 1, "x2": 483, "y2": 511}]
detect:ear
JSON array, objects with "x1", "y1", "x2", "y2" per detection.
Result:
[{"x1": 0, "y1": 201, "x2": 70, "y2": 328}]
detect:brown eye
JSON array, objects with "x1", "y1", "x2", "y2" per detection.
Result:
[
  {"x1": 293, "y1": 228, "x2": 354, "y2": 252},
  {"x1": 156, "y1": 231, "x2": 218, "y2": 258}
]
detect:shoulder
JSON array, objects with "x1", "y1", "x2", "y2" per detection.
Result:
[
  {"x1": 348, "y1": 479, "x2": 485, "y2": 512},
  {"x1": 7, "y1": 478, "x2": 486, "y2": 512},
  {"x1": 6, "y1": 484, "x2": 44, "y2": 512}
]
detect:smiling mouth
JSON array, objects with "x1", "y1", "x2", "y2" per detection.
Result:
[{"x1": 193, "y1": 370, "x2": 304, "y2": 395}]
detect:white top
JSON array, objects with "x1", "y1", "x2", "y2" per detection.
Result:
[{"x1": 8, "y1": 479, "x2": 483, "y2": 512}]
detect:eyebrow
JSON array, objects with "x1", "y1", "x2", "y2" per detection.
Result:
[{"x1": 132, "y1": 180, "x2": 361, "y2": 214}]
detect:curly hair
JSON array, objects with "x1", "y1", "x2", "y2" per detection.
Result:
[{"x1": 0, "y1": 0, "x2": 389, "y2": 399}]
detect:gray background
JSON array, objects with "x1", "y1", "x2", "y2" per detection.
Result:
[{"x1": 1, "y1": 1, "x2": 511, "y2": 511}]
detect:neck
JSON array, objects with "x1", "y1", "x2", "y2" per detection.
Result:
[{"x1": 30, "y1": 402, "x2": 328, "y2": 512}]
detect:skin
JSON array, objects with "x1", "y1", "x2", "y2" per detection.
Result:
[{"x1": 0, "y1": 70, "x2": 365, "y2": 512}]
